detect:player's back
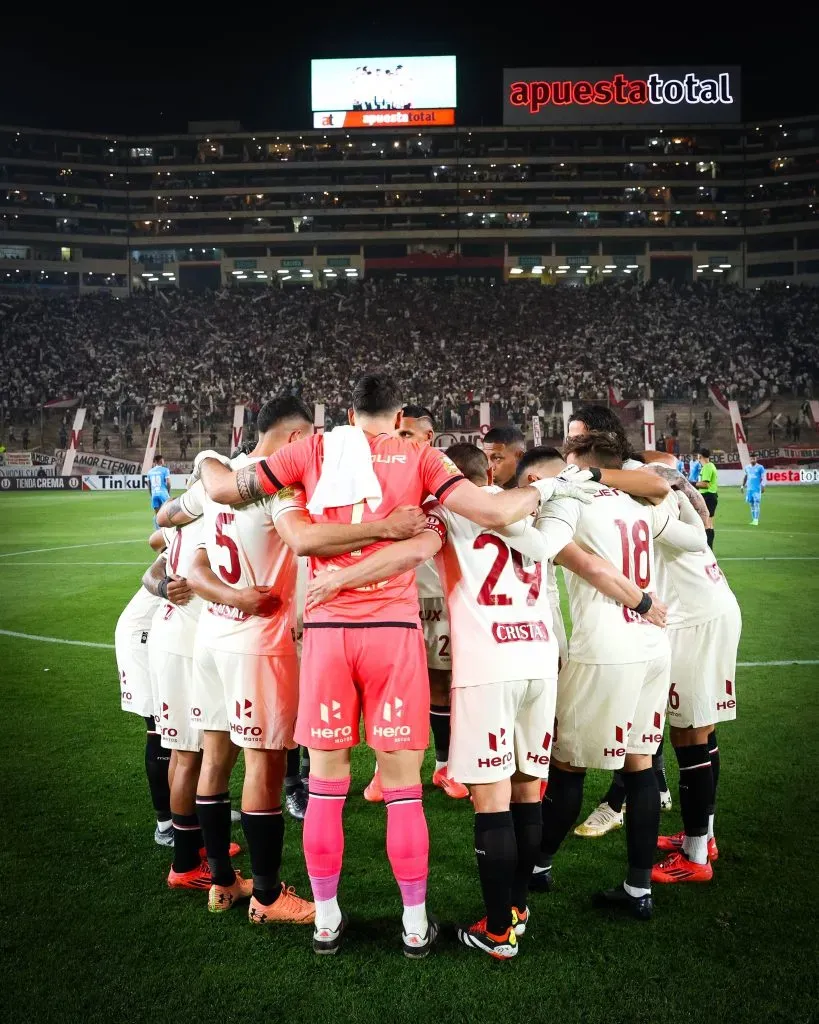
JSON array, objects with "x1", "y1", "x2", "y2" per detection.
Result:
[
  {"x1": 147, "y1": 465, "x2": 169, "y2": 497},
  {"x1": 200, "y1": 453, "x2": 302, "y2": 654},
  {"x1": 274, "y1": 431, "x2": 462, "y2": 623},
  {"x1": 652, "y1": 495, "x2": 738, "y2": 628},
  {"x1": 428, "y1": 487, "x2": 555, "y2": 686},
  {"x1": 565, "y1": 485, "x2": 667, "y2": 664}
]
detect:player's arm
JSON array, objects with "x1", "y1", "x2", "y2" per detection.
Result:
[
  {"x1": 593, "y1": 466, "x2": 670, "y2": 503},
  {"x1": 197, "y1": 440, "x2": 309, "y2": 507},
  {"x1": 186, "y1": 548, "x2": 281, "y2": 617},
  {"x1": 305, "y1": 530, "x2": 444, "y2": 611},
  {"x1": 741, "y1": 472, "x2": 747, "y2": 491},
  {"x1": 273, "y1": 505, "x2": 425, "y2": 558},
  {"x1": 141, "y1": 552, "x2": 192, "y2": 606},
  {"x1": 555, "y1": 542, "x2": 667, "y2": 628},
  {"x1": 654, "y1": 494, "x2": 708, "y2": 553},
  {"x1": 156, "y1": 481, "x2": 206, "y2": 528},
  {"x1": 494, "y1": 518, "x2": 549, "y2": 562},
  {"x1": 637, "y1": 463, "x2": 711, "y2": 528},
  {"x1": 761, "y1": 468, "x2": 766, "y2": 492},
  {"x1": 148, "y1": 529, "x2": 166, "y2": 552}
]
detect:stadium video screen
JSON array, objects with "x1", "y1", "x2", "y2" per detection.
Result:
[
  {"x1": 311, "y1": 56, "x2": 457, "y2": 128},
  {"x1": 503, "y1": 66, "x2": 741, "y2": 125}
]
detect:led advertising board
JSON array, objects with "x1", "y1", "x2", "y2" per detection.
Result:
[
  {"x1": 311, "y1": 55, "x2": 457, "y2": 128},
  {"x1": 503, "y1": 67, "x2": 741, "y2": 125}
]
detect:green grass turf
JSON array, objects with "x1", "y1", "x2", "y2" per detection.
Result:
[{"x1": 1, "y1": 487, "x2": 818, "y2": 1024}]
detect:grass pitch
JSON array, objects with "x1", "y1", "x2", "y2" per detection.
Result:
[{"x1": 1, "y1": 487, "x2": 818, "y2": 1024}]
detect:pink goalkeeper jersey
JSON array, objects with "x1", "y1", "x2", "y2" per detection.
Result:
[{"x1": 255, "y1": 432, "x2": 466, "y2": 623}]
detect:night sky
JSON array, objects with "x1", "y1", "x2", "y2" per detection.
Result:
[{"x1": 0, "y1": 8, "x2": 810, "y2": 134}]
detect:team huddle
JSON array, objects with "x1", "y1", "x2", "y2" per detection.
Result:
[{"x1": 115, "y1": 374, "x2": 741, "y2": 960}]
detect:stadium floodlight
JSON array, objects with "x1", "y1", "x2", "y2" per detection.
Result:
[
  {"x1": 231, "y1": 270, "x2": 243, "y2": 275},
  {"x1": 623, "y1": 269, "x2": 632, "y2": 274},
  {"x1": 558, "y1": 265, "x2": 571, "y2": 270},
  {"x1": 141, "y1": 272, "x2": 151, "y2": 277},
  {"x1": 579, "y1": 265, "x2": 592, "y2": 270},
  {"x1": 322, "y1": 268, "x2": 333, "y2": 274},
  {"x1": 626, "y1": 264, "x2": 639, "y2": 269},
  {"x1": 719, "y1": 263, "x2": 731, "y2": 268},
  {"x1": 713, "y1": 268, "x2": 724, "y2": 273},
  {"x1": 532, "y1": 265, "x2": 544, "y2": 273},
  {"x1": 161, "y1": 272, "x2": 174, "y2": 277},
  {"x1": 281, "y1": 275, "x2": 292, "y2": 281},
  {"x1": 604, "y1": 264, "x2": 617, "y2": 269},
  {"x1": 509, "y1": 267, "x2": 523, "y2": 274},
  {"x1": 147, "y1": 276, "x2": 159, "y2": 282},
  {"x1": 698, "y1": 264, "x2": 709, "y2": 269},
  {"x1": 576, "y1": 268, "x2": 586, "y2": 274},
  {"x1": 697, "y1": 268, "x2": 704, "y2": 273},
  {"x1": 555, "y1": 269, "x2": 568, "y2": 274},
  {"x1": 276, "y1": 269, "x2": 289, "y2": 275},
  {"x1": 602, "y1": 269, "x2": 613, "y2": 274}
]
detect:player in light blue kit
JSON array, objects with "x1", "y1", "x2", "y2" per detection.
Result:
[
  {"x1": 688, "y1": 451, "x2": 702, "y2": 486},
  {"x1": 742, "y1": 455, "x2": 766, "y2": 526},
  {"x1": 146, "y1": 454, "x2": 171, "y2": 526}
]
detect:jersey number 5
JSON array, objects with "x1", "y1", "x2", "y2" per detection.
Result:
[
  {"x1": 215, "y1": 512, "x2": 241, "y2": 584},
  {"x1": 474, "y1": 534, "x2": 541, "y2": 607}
]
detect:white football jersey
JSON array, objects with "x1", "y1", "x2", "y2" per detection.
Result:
[
  {"x1": 196, "y1": 453, "x2": 305, "y2": 655},
  {"x1": 425, "y1": 486, "x2": 559, "y2": 687},
  {"x1": 149, "y1": 483, "x2": 206, "y2": 658},
  {"x1": 415, "y1": 558, "x2": 443, "y2": 599},
  {"x1": 539, "y1": 485, "x2": 668, "y2": 665},
  {"x1": 652, "y1": 494, "x2": 739, "y2": 628}
]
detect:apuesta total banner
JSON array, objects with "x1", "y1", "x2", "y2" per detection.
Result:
[{"x1": 503, "y1": 66, "x2": 741, "y2": 125}]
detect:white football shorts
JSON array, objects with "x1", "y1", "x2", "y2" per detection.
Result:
[
  {"x1": 448, "y1": 677, "x2": 557, "y2": 784},
  {"x1": 552, "y1": 654, "x2": 671, "y2": 771},
  {"x1": 149, "y1": 647, "x2": 203, "y2": 752},
  {"x1": 420, "y1": 597, "x2": 451, "y2": 671},
  {"x1": 115, "y1": 621, "x2": 154, "y2": 719},
  {"x1": 192, "y1": 645, "x2": 298, "y2": 750},
  {"x1": 668, "y1": 605, "x2": 742, "y2": 728}
]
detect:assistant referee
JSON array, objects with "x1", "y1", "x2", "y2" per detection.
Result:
[{"x1": 696, "y1": 448, "x2": 718, "y2": 550}]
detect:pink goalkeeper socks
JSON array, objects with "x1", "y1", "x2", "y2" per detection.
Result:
[
  {"x1": 383, "y1": 784, "x2": 429, "y2": 909},
  {"x1": 303, "y1": 774, "x2": 350, "y2": 902}
]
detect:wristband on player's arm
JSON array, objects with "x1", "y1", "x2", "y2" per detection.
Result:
[
  {"x1": 158, "y1": 577, "x2": 172, "y2": 600},
  {"x1": 631, "y1": 592, "x2": 653, "y2": 615}
]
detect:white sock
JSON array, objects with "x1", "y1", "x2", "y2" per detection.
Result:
[
  {"x1": 315, "y1": 896, "x2": 342, "y2": 932},
  {"x1": 532, "y1": 863, "x2": 551, "y2": 874},
  {"x1": 402, "y1": 902, "x2": 428, "y2": 936},
  {"x1": 708, "y1": 813, "x2": 715, "y2": 840},
  {"x1": 157, "y1": 818, "x2": 173, "y2": 833},
  {"x1": 434, "y1": 759, "x2": 447, "y2": 773},
  {"x1": 624, "y1": 882, "x2": 651, "y2": 898},
  {"x1": 682, "y1": 834, "x2": 709, "y2": 865}
]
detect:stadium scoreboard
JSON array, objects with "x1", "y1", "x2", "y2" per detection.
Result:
[
  {"x1": 503, "y1": 66, "x2": 741, "y2": 125},
  {"x1": 311, "y1": 55, "x2": 457, "y2": 128}
]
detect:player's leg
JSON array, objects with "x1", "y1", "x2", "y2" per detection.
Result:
[
  {"x1": 429, "y1": 667, "x2": 467, "y2": 798},
  {"x1": 151, "y1": 494, "x2": 163, "y2": 529},
  {"x1": 751, "y1": 492, "x2": 761, "y2": 525},
  {"x1": 192, "y1": 644, "x2": 247, "y2": 909},
  {"x1": 296, "y1": 626, "x2": 359, "y2": 953},
  {"x1": 144, "y1": 716, "x2": 173, "y2": 846},
  {"x1": 362, "y1": 625, "x2": 436, "y2": 957},
  {"x1": 708, "y1": 728, "x2": 720, "y2": 847},
  {"x1": 704, "y1": 492, "x2": 718, "y2": 549},
  {"x1": 652, "y1": 724, "x2": 714, "y2": 883},
  {"x1": 593, "y1": 656, "x2": 669, "y2": 919},
  {"x1": 168, "y1": 749, "x2": 208, "y2": 885},
  {"x1": 284, "y1": 745, "x2": 307, "y2": 820},
  {"x1": 654, "y1": 735, "x2": 673, "y2": 810}
]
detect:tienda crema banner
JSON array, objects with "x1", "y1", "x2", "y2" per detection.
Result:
[{"x1": 503, "y1": 67, "x2": 740, "y2": 125}]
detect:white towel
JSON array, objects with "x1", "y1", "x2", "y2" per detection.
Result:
[{"x1": 307, "y1": 425, "x2": 383, "y2": 515}]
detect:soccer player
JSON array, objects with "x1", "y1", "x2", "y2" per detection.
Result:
[
  {"x1": 742, "y1": 455, "x2": 766, "y2": 526},
  {"x1": 114, "y1": 529, "x2": 182, "y2": 846},
  {"x1": 196, "y1": 373, "x2": 589, "y2": 956},
  {"x1": 166, "y1": 395, "x2": 425, "y2": 927},
  {"x1": 522, "y1": 434, "x2": 674, "y2": 919},
  {"x1": 302, "y1": 442, "x2": 669, "y2": 956},
  {"x1": 483, "y1": 426, "x2": 526, "y2": 489},
  {"x1": 688, "y1": 450, "x2": 702, "y2": 486},
  {"x1": 696, "y1": 448, "x2": 719, "y2": 548},
  {"x1": 146, "y1": 455, "x2": 171, "y2": 526},
  {"x1": 649, "y1": 496, "x2": 741, "y2": 883},
  {"x1": 364, "y1": 405, "x2": 467, "y2": 802}
]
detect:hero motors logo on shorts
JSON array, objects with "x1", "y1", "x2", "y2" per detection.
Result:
[
  {"x1": 642, "y1": 711, "x2": 664, "y2": 746},
  {"x1": 716, "y1": 679, "x2": 736, "y2": 712},
  {"x1": 159, "y1": 701, "x2": 177, "y2": 739},
  {"x1": 119, "y1": 670, "x2": 132, "y2": 705},
  {"x1": 491, "y1": 621, "x2": 549, "y2": 644},
  {"x1": 230, "y1": 698, "x2": 263, "y2": 739},
  {"x1": 604, "y1": 722, "x2": 632, "y2": 759},
  {"x1": 372, "y1": 697, "x2": 411, "y2": 741},
  {"x1": 526, "y1": 731, "x2": 552, "y2": 768},
  {"x1": 479, "y1": 728, "x2": 513, "y2": 769},
  {"x1": 311, "y1": 700, "x2": 353, "y2": 743}
]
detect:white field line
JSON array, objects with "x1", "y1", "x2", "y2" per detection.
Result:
[{"x1": 0, "y1": 539, "x2": 145, "y2": 558}]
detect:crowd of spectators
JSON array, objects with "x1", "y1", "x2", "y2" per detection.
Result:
[{"x1": 1, "y1": 279, "x2": 816, "y2": 434}]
